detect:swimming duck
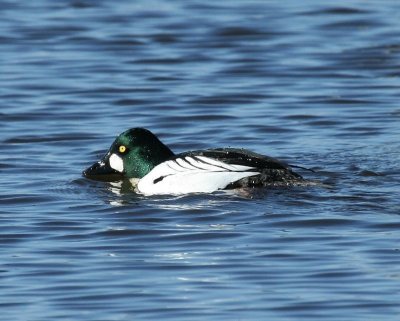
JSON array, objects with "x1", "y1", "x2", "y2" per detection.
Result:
[{"x1": 83, "y1": 128, "x2": 304, "y2": 195}]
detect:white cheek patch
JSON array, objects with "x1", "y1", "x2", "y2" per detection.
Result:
[{"x1": 109, "y1": 154, "x2": 124, "y2": 173}]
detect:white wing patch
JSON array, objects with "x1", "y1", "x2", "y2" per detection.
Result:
[{"x1": 137, "y1": 156, "x2": 260, "y2": 195}]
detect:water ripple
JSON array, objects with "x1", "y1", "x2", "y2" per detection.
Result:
[{"x1": 1, "y1": 1, "x2": 400, "y2": 321}]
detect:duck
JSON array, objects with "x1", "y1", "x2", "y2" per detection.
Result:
[{"x1": 82, "y1": 128, "x2": 305, "y2": 195}]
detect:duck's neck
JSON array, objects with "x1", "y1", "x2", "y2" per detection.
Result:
[{"x1": 127, "y1": 143, "x2": 174, "y2": 179}]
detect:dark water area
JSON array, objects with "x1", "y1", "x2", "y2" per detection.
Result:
[{"x1": 1, "y1": 1, "x2": 400, "y2": 320}]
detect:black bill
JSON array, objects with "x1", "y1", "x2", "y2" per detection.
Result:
[{"x1": 82, "y1": 156, "x2": 123, "y2": 182}]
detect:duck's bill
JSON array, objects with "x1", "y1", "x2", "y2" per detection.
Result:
[{"x1": 82, "y1": 159, "x2": 123, "y2": 182}]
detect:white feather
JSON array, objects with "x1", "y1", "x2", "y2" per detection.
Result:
[
  {"x1": 176, "y1": 158, "x2": 197, "y2": 170},
  {"x1": 137, "y1": 156, "x2": 259, "y2": 195},
  {"x1": 196, "y1": 156, "x2": 252, "y2": 171}
]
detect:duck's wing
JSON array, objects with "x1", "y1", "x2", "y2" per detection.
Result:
[
  {"x1": 183, "y1": 148, "x2": 291, "y2": 171},
  {"x1": 175, "y1": 148, "x2": 304, "y2": 189},
  {"x1": 136, "y1": 152, "x2": 260, "y2": 195}
]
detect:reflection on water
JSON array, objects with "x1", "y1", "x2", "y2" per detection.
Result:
[{"x1": 1, "y1": 0, "x2": 400, "y2": 320}]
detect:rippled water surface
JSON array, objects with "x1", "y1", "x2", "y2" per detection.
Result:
[{"x1": 1, "y1": 1, "x2": 400, "y2": 320}]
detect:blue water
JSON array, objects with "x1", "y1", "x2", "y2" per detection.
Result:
[{"x1": 1, "y1": 1, "x2": 400, "y2": 320}]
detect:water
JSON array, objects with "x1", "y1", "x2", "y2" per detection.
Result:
[{"x1": 1, "y1": 1, "x2": 400, "y2": 320}]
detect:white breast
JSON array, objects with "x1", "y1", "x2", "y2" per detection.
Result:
[{"x1": 136, "y1": 156, "x2": 259, "y2": 195}]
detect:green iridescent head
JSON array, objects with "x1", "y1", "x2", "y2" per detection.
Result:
[{"x1": 83, "y1": 128, "x2": 174, "y2": 181}]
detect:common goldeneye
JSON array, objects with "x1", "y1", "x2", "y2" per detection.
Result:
[{"x1": 83, "y1": 128, "x2": 304, "y2": 195}]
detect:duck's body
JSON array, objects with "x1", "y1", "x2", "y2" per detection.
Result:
[{"x1": 83, "y1": 128, "x2": 304, "y2": 195}]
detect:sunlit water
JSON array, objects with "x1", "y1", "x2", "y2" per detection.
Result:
[{"x1": 1, "y1": 1, "x2": 400, "y2": 320}]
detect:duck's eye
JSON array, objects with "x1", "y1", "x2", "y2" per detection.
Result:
[{"x1": 119, "y1": 145, "x2": 127, "y2": 153}]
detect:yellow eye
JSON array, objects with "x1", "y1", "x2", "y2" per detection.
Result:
[{"x1": 119, "y1": 145, "x2": 126, "y2": 153}]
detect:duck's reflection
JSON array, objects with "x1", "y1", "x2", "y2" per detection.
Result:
[{"x1": 105, "y1": 178, "x2": 269, "y2": 208}]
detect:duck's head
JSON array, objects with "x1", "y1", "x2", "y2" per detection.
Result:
[{"x1": 83, "y1": 128, "x2": 174, "y2": 181}]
